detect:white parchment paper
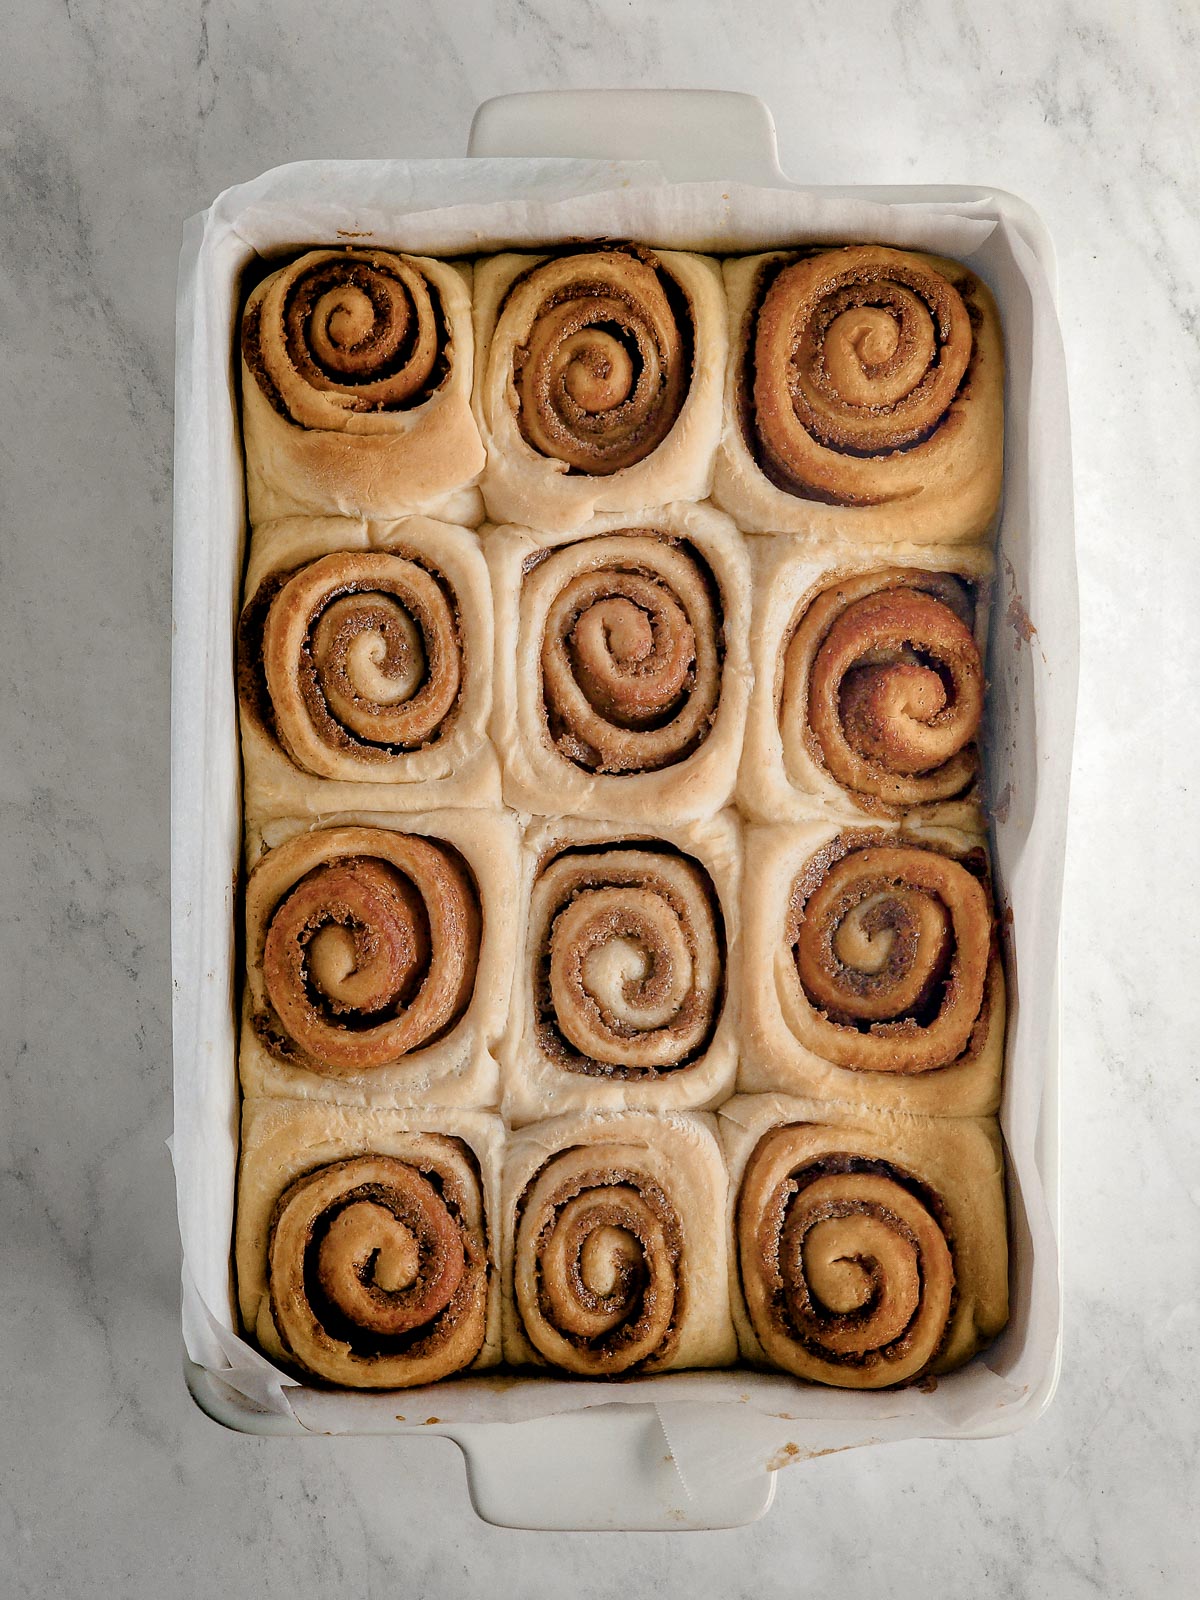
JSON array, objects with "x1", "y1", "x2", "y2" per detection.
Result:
[{"x1": 171, "y1": 159, "x2": 1076, "y2": 1496}]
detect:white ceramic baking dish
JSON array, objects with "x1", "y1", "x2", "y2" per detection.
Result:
[{"x1": 171, "y1": 89, "x2": 1075, "y2": 1530}]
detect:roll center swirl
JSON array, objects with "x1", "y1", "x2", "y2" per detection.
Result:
[
  {"x1": 789, "y1": 842, "x2": 992, "y2": 1075},
  {"x1": 254, "y1": 828, "x2": 481, "y2": 1077},
  {"x1": 738, "y1": 1138, "x2": 956, "y2": 1387},
  {"x1": 539, "y1": 536, "x2": 721, "y2": 775},
  {"x1": 243, "y1": 249, "x2": 451, "y2": 425},
  {"x1": 783, "y1": 570, "x2": 983, "y2": 807},
  {"x1": 746, "y1": 246, "x2": 976, "y2": 504},
  {"x1": 253, "y1": 550, "x2": 463, "y2": 776},
  {"x1": 775, "y1": 1172, "x2": 942, "y2": 1357},
  {"x1": 266, "y1": 1151, "x2": 488, "y2": 1389},
  {"x1": 514, "y1": 1147, "x2": 684, "y2": 1375},
  {"x1": 532, "y1": 848, "x2": 723, "y2": 1075},
  {"x1": 504, "y1": 250, "x2": 692, "y2": 474}
]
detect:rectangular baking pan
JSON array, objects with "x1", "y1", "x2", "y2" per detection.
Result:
[{"x1": 172, "y1": 89, "x2": 1075, "y2": 1530}]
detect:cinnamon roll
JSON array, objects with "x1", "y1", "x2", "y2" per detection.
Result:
[
  {"x1": 501, "y1": 1111, "x2": 737, "y2": 1375},
  {"x1": 238, "y1": 517, "x2": 499, "y2": 824},
  {"x1": 473, "y1": 246, "x2": 726, "y2": 534},
  {"x1": 741, "y1": 822, "x2": 1005, "y2": 1115},
  {"x1": 241, "y1": 249, "x2": 484, "y2": 524},
  {"x1": 236, "y1": 1098, "x2": 502, "y2": 1388},
  {"x1": 488, "y1": 504, "x2": 751, "y2": 824},
  {"x1": 714, "y1": 246, "x2": 1003, "y2": 545},
  {"x1": 240, "y1": 811, "x2": 520, "y2": 1109},
  {"x1": 738, "y1": 542, "x2": 992, "y2": 826},
  {"x1": 720, "y1": 1094, "x2": 1008, "y2": 1388},
  {"x1": 501, "y1": 814, "x2": 741, "y2": 1123}
]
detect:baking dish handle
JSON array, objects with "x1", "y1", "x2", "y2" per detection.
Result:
[
  {"x1": 468, "y1": 88, "x2": 789, "y2": 186},
  {"x1": 443, "y1": 1404, "x2": 775, "y2": 1531}
]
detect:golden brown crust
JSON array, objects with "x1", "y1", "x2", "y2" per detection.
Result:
[
  {"x1": 714, "y1": 247, "x2": 1004, "y2": 546},
  {"x1": 740, "y1": 821, "x2": 1005, "y2": 1115},
  {"x1": 737, "y1": 540, "x2": 993, "y2": 827},
  {"x1": 719, "y1": 1095, "x2": 1008, "y2": 1389},
  {"x1": 236, "y1": 1099, "x2": 503, "y2": 1389},
  {"x1": 788, "y1": 839, "x2": 993, "y2": 1075},
  {"x1": 267, "y1": 1153, "x2": 487, "y2": 1388},
  {"x1": 261, "y1": 552, "x2": 461, "y2": 765},
  {"x1": 240, "y1": 810, "x2": 520, "y2": 1110},
  {"x1": 249, "y1": 826, "x2": 480, "y2": 1077},
  {"x1": 509, "y1": 249, "x2": 689, "y2": 474},
  {"x1": 752, "y1": 248, "x2": 973, "y2": 496},
  {"x1": 793, "y1": 569, "x2": 983, "y2": 808},
  {"x1": 514, "y1": 1144, "x2": 684, "y2": 1374}
]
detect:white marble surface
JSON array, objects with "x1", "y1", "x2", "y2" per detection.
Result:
[{"x1": 3, "y1": 0, "x2": 1198, "y2": 1592}]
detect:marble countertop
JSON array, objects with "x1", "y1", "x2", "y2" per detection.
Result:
[{"x1": 4, "y1": 0, "x2": 1197, "y2": 1593}]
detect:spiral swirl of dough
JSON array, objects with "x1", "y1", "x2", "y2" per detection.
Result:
[
  {"x1": 788, "y1": 842, "x2": 993, "y2": 1074},
  {"x1": 250, "y1": 827, "x2": 480, "y2": 1076},
  {"x1": 242, "y1": 249, "x2": 449, "y2": 431},
  {"x1": 513, "y1": 1143, "x2": 684, "y2": 1375},
  {"x1": 782, "y1": 569, "x2": 983, "y2": 806},
  {"x1": 255, "y1": 551, "x2": 462, "y2": 779},
  {"x1": 737, "y1": 1131, "x2": 955, "y2": 1388},
  {"x1": 538, "y1": 534, "x2": 722, "y2": 774},
  {"x1": 749, "y1": 246, "x2": 974, "y2": 505},
  {"x1": 268, "y1": 1150, "x2": 487, "y2": 1388},
  {"x1": 500, "y1": 249, "x2": 692, "y2": 474},
  {"x1": 531, "y1": 848, "x2": 723, "y2": 1075}
]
